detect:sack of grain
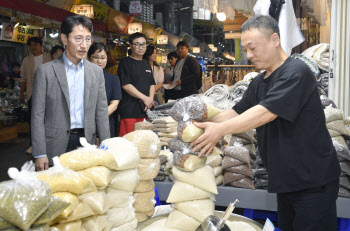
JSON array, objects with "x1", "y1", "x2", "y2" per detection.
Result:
[{"x1": 123, "y1": 130, "x2": 161, "y2": 158}]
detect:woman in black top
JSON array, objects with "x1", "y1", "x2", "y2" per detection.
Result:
[{"x1": 88, "y1": 43, "x2": 122, "y2": 137}]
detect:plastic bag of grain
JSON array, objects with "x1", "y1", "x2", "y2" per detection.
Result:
[
  {"x1": 82, "y1": 215, "x2": 109, "y2": 231},
  {"x1": 57, "y1": 201, "x2": 94, "y2": 224},
  {"x1": 173, "y1": 151, "x2": 206, "y2": 172},
  {"x1": 0, "y1": 162, "x2": 52, "y2": 231},
  {"x1": 37, "y1": 157, "x2": 96, "y2": 195},
  {"x1": 135, "y1": 208, "x2": 155, "y2": 222},
  {"x1": 105, "y1": 188, "x2": 134, "y2": 208},
  {"x1": 206, "y1": 154, "x2": 222, "y2": 168},
  {"x1": 99, "y1": 137, "x2": 140, "y2": 170},
  {"x1": 60, "y1": 138, "x2": 118, "y2": 171},
  {"x1": 109, "y1": 168, "x2": 138, "y2": 191},
  {"x1": 134, "y1": 180, "x2": 155, "y2": 193},
  {"x1": 110, "y1": 218, "x2": 137, "y2": 231},
  {"x1": 33, "y1": 196, "x2": 70, "y2": 225},
  {"x1": 167, "y1": 181, "x2": 214, "y2": 203},
  {"x1": 173, "y1": 199, "x2": 215, "y2": 223},
  {"x1": 152, "y1": 116, "x2": 177, "y2": 125},
  {"x1": 53, "y1": 192, "x2": 79, "y2": 218},
  {"x1": 133, "y1": 190, "x2": 156, "y2": 213},
  {"x1": 79, "y1": 191, "x2": 111, "y2": 215},
  {"x1": 106, "y1": 204, "x2": 136, "y2": 228},
  {"x1": 78, "y1": 166, "x2": 111, "y2": 190},
  {"x1": 137, "y1": 158, "x2": 161, "y2": 181},
  {"x1": 134, "y1": 119, "x2": 153, "y2": 131},
  {"x1": 165, "y1": 210, "x2": 201, "y2": 231},
  {"x1": 224, "y1": 143, "x2": 250, "y2": 165},
  {"x1": 51, "y1": 220, "x2": 82, "y2": 231},
  {"x1": 177, "y1": 120, "x2": 204, "y2": 143},
  {"x1": 123, "y1": 130, "x2": 161, "y2": 158}
]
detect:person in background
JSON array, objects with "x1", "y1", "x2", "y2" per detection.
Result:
[
  {"x1": 5, "y1": 62, "x2": 21, "y2": 89},
  {"x1": 31, "y1": 15, "x2": 110, "y2": 171},
  {"x1": 143, "y1": 45, "x2": 164, "y2": 105},
  {"x1": 88, "y1": 42, "x2": 122, "y2": 137},
  {"x1": 164, "y1": 51, "x2": 178, "y2": 83},
  {"x1": 117, "y1": 32, "x2": 155, "y2": 136},
  {"x1": 165, "y1": 41, "x2": 202, "y2": 102},
  {"x1": 192, "y1": 15, "x2": 340, "y2": 231},
  {"x1": 20, "y1": 36, "x2": 51, "y2": 154},
  {"x1": 50, "y1": 45, "x2": 65, "y2": 60}
]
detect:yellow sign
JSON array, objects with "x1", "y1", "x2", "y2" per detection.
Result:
[
  {"x1": 1, "y1": 23, "x2": 40, "y2": 44},
  {"x1": 73, "y1": 4, "x2": 94, "y2": 19},
  {"x1": 72, "y1": 0, "x2": 110, "y2": 23}
]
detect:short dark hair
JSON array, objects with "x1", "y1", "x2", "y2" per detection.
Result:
[
  {"x1": 177, "y1": 41, "x2": 189, "y2": 49},
  {"x1": 240, "y1": 15, "x2": 280, "y2": 38},
  {"x1": 27, "y1": 37, "x2": 43, "y2": 46},
  {"x1": 167, "y1": 51, "x2": 178, "y2": 60},
  {"x1": 61, "y1": 15, "x2": 93, "y2": 36},
  {"x1": 87, "y1": 42, "x2": 109, "y2": 59},
  {"x1": 12, "y1": 62, "x2": 20, "y2": 68},
  {"x1": 50, "y1": 45, "x2": 65, "y2": 57},
  {"x1": 128, "y1": 32, "x2": 147, "y2": 45},
  {"x1": 143, "y1": 45, "x2": 156, "y2": 60}
]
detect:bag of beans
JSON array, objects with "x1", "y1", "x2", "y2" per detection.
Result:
[{"x1": 173, "y1": 151, "x2": 206, "y2": 172}]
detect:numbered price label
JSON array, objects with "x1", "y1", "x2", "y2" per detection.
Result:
[{"x1": 14, "y1": 26, "x2": 37, "y2": 43}]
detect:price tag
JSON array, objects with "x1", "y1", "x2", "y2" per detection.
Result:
[{"x1": 263, "y1": 218, "x2": 275, "y2": 231}]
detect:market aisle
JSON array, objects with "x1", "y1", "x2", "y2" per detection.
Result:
[{"x1": 0, "y1": 136, "x2": 33, "y2": 181}]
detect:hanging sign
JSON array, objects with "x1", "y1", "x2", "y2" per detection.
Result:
[
  {"x1": 128, "y1": 23, "x2": 142, "y2": 34},
  {"x1": 193, "y1": 47, "x2": 200, "y2": 53},
  {"x1": 208, "y1": 44, "x2": 214, "y2": 49},
  {"x1": 157, "y1": 35, "x2": 168, "y2": 45},
  {"x1": 73, "y1": 4, "x2": 94, "y2": 18},
  {"x1": 129, "y1": 1, "x2": 142, "y2": 16},
  {"x1": 211, "y1": 47, "x2": 217, "y2": 52},
  {"x1": 1, "y1": 23, "x2": 40, "y2": 43}
]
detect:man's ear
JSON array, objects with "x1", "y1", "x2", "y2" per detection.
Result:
[
  {"x1": 271, "y1": 33, "x2": 280, "y2": 47},
  {"x1": 61, "y1": 33, "x2": 67, "y2": 46}
]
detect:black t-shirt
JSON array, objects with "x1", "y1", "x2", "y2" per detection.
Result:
[
  {"x1": 103, "y1": 70, "x2": 122, "y2": 122},
  {"x1": 118, "y1": 57, "x2": 156, "y2": 119},
  {"x1": 233, "y1": 57, "x2": 340, "y2": 193}
]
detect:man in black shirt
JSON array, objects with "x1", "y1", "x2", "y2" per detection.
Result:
[
  {"x1": 192, "y1": 15, "x2": 340, "y2": 231},
  {"x1": 117, "y1": 32, "x2": 155, "y2": 136}
]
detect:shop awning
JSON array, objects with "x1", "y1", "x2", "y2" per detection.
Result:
[{"x1": 0, "y1": 0, "x2": 107, "y2": 31}]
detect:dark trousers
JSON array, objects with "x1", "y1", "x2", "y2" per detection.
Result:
[
  {"x1": 66, "y1": 132, "x2": 85, "y2": 152},
  {"x1": 277, "y1": 179, "x2": 339, "y2": 231},
  {"x1": 28, "y1": 97, "x2": 32, "y2": 146}
]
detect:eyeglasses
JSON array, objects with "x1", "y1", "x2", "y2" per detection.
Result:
[
  {"x1": 71, "y1": 36, "x2": 93, "y2": 45},
  {"x1": 132, "y1": 43, "x2": 147, "y2": 48},
  {"x1": 91, "y1": 56, "x2": 107, "y2": 62}
]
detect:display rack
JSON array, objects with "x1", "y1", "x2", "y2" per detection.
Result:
[{"x1": 154, "y1": 181, "x2": 350, "y2": 219}]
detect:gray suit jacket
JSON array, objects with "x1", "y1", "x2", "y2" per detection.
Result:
[{"x1": 31, "y1": 56, "x2": 110, "y2": 163}]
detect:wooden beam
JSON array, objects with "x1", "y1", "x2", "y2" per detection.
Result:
[
  {"x1": 223, "y1": 24, "x2": 242, "y2": 32},
  {"x1": 224, "y1": 17, "x2": 248, "y2": 25},
  {"x1": 225, "y1": 32, "x2": 241, "y2": 39}
]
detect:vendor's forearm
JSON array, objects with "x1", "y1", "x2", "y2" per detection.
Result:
[
  {"x1": 149, "y1": 85, "x2": 155, "y2": 98},
  {"x1": 222, "y1": 105, "x2": 277, "y2": 135},
  {"x1": 108, "y1": 100, "x2": 120, "y2": 116},
  {"x1": 122, "y1": 84, "x2": 147, "y2": 100},
  {"x1": 210, "y1": 109, "x2": 239, "y2": 123}
]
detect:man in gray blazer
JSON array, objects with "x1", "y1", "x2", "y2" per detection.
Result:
[{"x1": 31, "y1": 15, "x2": 110, "y2": 171}]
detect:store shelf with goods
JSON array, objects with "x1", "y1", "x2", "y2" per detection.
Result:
[{"x1": 154, "y1": 181, "x2": 350, "y2": 219}]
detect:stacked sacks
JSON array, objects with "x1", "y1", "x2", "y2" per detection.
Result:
[
  {"x1": 152, "y1": 116, "x2": 178, "y2": 147},
  {"x1": 229, "y1": 130, "x2": 257, "y2": 164},
  {"x1": 222, "y1": 143, "x2": 255, "y2": 190},
  {"x1": 57, "y1": 137, "x2": 140, "y2": 231},
  {"x1": 206, "y1": 149, "x2": 224, "y2": 186},
  {"x1": 324, "y1": 106, "x2": 350, "y2": 146},
  {"x1": 333, "y1": 140, "x2": 350, "y2": 198},
  {"x1": 123, "y1": 130, "x2": 161, "y2": 223},
  {"x1": 155, "y1": 148, "x2": 174, "y2": 181},
  {"x1": 0, "y1": 162, "x2": 69, "y2": 231},
  {"x1": 252, "y1": 149, "x2": 268, "y2": 190},
  {"x1": 134, "y1": 119, "x2": 153, "y2": 131}
]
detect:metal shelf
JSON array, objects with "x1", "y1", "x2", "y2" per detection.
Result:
[{"x1": 154, "y1": 181, "x2": 350, "y2": 219}]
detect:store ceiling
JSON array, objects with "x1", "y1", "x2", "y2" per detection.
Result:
[{"x1": 37, "y1": 0, "x2": 75, "y2": 11}]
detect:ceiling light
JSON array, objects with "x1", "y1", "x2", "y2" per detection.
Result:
[
  {"x1": 49, "y1": 30, "x2": 58, "y2": 38},
  {"x1": 14, "y1": 22, "x2": 19, "y2": 28},
  {"x1": 216, "y1": 13, "x2": 226, "y2": 22}
]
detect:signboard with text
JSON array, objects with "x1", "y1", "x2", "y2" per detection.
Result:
[
  {"x1": 128, "y1": 23, "x2": 142, "y2": 34},
  {"x1": 1, "y1": 23, "x2": 41, "y2": 43},
  {"x1": 129, "y1": 1, "x2": 142, "y2": 16},
  {"x1": 157, "y1": 35, "x2": 168, "y2": 45},
  {"x1": 73, "y1": 4, "x2": 94, "y2": 18}
]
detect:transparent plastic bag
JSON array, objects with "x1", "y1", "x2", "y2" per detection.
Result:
[
  {"x1": 173, "y1": 151, "x2": 206, "y2": 172},
  {"x1": 324, "y1": 106, "x2": 344, "y2": 123},
  {"x1": 123, "y1": 130, "x2": 161, "y2": 158},
  {"x1": 52, "y1": 192, "x2": 79, "y2": 219},
  {"x1": 134, "y1": 180, "x2": 155, "y2": 193},
  {"x1": 177, "y1": 120, "x2": 204, "y2": 143},
  {"x1": 169, "y1": 96, "x2": 222, "y2": 122},
  {"x1": 223, "y1": 172, "x2": 246, "y2": 185},
  {"x1": 172, "y1": 166, "x2": 218, "y2": 194},
  {"x1": 135, "y1": 208, "x2": 155, "y2": 222},
  {"x1": 33, "y1": 196, "x2": 70, "y2": 225},
  {"x1": 174, "y1": 199, "x2": 215, "y2": 223},
  {"x1": 229, "y1": 177, "x2": 255, "y2": 190},
  {"x1": 134, "y1": 119, "x2": 153, "y2": 131},
  {"x1": 105, "y1": 188, "x2": 134, "y2": 208},
  {"x1": 152, "y1": 116, "x2": 177, "y2": 124},
  {"x1": 332, "y1": 140, "x2": 350, "y2": 161},
  {"x1": 205, "y1": 154, "x2": 222, "y2": 168},
  {"x1": 109, "y1": 169, "x2": 138, "y2": 191},
  {"x1": 225, "y1": 164, "x2": 253, "y2": 178},
  {"x1": 0, "y1": 162, "x2": 52, "y2": 230},
  {"x1": 166, "y1": 181, "x2": 213, "y2": 203},
  {"x1": 165, "y1": 210, "x2": 200, "y2": 231},
  {"x1": 216, "y1": 175, "x2": 223, "y2": 185},
  {"x1": 224, "y1": 144, "x2": 250, "y2": 164},
  {"x1": 137, "y1": 158, "x2": 161, "y2": 181},
  {"x1": 109, "y1": 218, "x2": 137, "y2": 231},
  {"x1": 82, "y1": 215, "x2": 108, "y2": 231},
  {"x1": 106, "y1": 204, "x2": 136, "y2": 227},
  {"x1": 222, "y1": 156, "x2": 246, "y2": 169},
  {"x1": 133, "y1": 190, "x2": 156, "y2": 213},
  {"x1": 99, "y1": 137, "x2": 140, "y2": 170},
  {"x1": 59, "y1": 138, "x2": 118, "y2": 171},
  {"x1": 50, "y1": 220, "x2": 82, "y2": 231},
  {"x1": 78, "y1": 166, "x2": 111, "y2": 190},
  {"x1": 36, "y1": 157, "x2": 96, "y2": 195},
  {"x1": 79, "y1": 191, "x2": 111, "y2": 215},
  {"x1": 58, "y1": 202, "x2": 94, "y2": 224}
]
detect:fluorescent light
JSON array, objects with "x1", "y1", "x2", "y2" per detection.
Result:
[
  {"x1": 14, "y1": 22, "x2": 19, "y2": 28},
  {"x1": 49, "y1": 30, "x2": 58, "y2": 38},
  {"x1": 216, "y1": 13, "x2": 226, "y2": 22},
  {"x1": 0, "y1": 25, "x2": 2, "y2": 29}
]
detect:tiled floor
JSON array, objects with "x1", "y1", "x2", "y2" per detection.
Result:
[{"x1": 0, "y1": 136, "x2": 33, "y2": 182}]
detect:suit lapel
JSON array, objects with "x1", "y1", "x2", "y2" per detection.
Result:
[
  {"x1": 53, "y1": 57, "x2": 70, "y2": 111},
  {"x1": 84, "y1": 60, "x2": 92, "y2": 115}
]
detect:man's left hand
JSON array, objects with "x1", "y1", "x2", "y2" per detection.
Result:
[{"x1": 191, "y1": 122, "x2": 225, "y2": 157}]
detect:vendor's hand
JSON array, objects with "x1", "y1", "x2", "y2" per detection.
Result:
[
  {"x1": 35, "y1": 156, "x2": 49, "y2": 171},
  {"x1": 142, "y1": 96, "x2": 154, "y2": 109},
  {"x1": 176, "y1": 80, "x2": 181, "y2": 86},
  {"x1": 191, "y1": 122, "x2": 225, "y2": 157}
]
